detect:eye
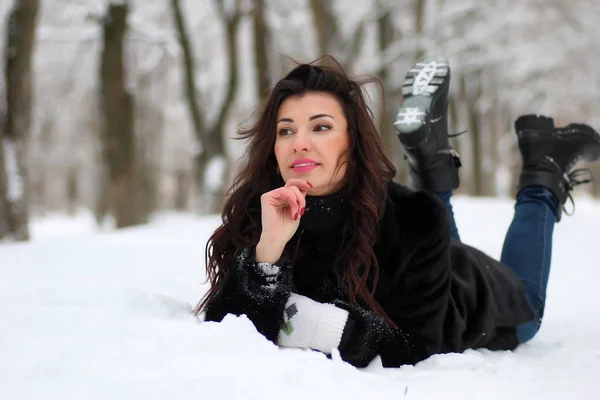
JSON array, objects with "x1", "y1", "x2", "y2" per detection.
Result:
[
  {"x1": 314, "y1": 124, "x2": 332, "y2": 132},
  {"x1": 278, "y1": 127, "x2": 294, "y2": 136}
]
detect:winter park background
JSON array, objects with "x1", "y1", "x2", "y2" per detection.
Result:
[{"x1": 1, "y1": 0, "x2": 600, "y2": 399}]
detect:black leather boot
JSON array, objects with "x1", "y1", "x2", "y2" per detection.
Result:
[
  {"x1": 515, "y1": 114, "x2": 600, "y2": 220},
  {"x1": 394, "y1": 56, "x2": 461, "y2": 192}
]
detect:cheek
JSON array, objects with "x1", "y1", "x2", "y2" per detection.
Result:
[
  {"x1": 273, "y1": 142, "x2": 288, "y2": 178},
  {"x1": 274, "y1": 142, "x2": 284, "y2": 164},
  {"x1": 333, "y1": 132, "x2": 350, "y2": 159}
]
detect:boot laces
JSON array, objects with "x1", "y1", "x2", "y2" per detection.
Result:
[
  {"x1": 563, "y1": 168, "x2": 594, "y2": 216},
  {"x1": 448, "y1": 129, "x2": 468, "y2": 138}
]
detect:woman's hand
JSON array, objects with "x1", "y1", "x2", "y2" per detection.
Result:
[{"x1": 256, "y1": 179, "x2": 312, "y2": 263}]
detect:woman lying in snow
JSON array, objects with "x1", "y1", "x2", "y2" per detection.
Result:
[{"x1": 194, "y1": 55, "x2": 600, "y2": 368}]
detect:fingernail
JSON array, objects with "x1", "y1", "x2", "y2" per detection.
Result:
[
  {"x1": 307, "y1": 182, "x2": 313, "y2": 188},
  {"x1": 300, "y1": 208, "x2": 305, "y2": 216},
  {"x1": 294, "y1": 213, "x2": 298, "y2": 220}
]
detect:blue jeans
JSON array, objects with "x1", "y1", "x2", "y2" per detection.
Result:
[{"x1": 436, "y1": 187, "x2": 559, "y2": 344}]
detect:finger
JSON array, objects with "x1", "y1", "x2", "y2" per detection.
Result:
[
  {"x1": 281, "y1": 189, "x2": 300, "y2": 219},
  {"x1": 284, "y1": 178, "x2": 312, "y2": 195},
  {"x1": 284, "y1": 178, "x2": 312, "y2": 191},
  {"x1": 261, "y1": 190, "x2": 287, "y2": 210},
  {"x1": 287, "y1": 185, "x2": 306, "y2": 212},
  {"x1": 266, "y1": 189, "x2": 300, "y2": 219}
]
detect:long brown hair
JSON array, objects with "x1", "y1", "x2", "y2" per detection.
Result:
[{"x1": 194, "y1": 56, "x2": 396, "y2": 322}]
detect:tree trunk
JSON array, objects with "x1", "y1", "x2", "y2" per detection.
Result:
[
  {"x1": 447, "y1": 96, "x2": 465, "y2": 193},
  {"x1": 592, "y1": 164, "x2": 600, "y2": 197},
  {"x1": 463, "y1": 71, "x2": 484, "y2": 196},
  {"x1": 66, "y1": 167, "x2": 78, "y2": 217},
  {"x1": 486, "y1": 69, "x2": 501, "y2": 196},
  {"x1": 0, "y1": 64, "x2": 7, "y2": 237},
  {"x1": 174, "y1": 170, "x2": 191, "y2": 211},
  {"x1": 132, "y1": 63, "x2": 165, "y2": 223},
  {"x1": 309, "y1": 0, "x2": 338, "y2": 56},
  {"x1": 94, "y1": 169, "x2": 109, "y2": 226},
  {"x1": 376, "y1": 5, "x2": 406, "y2": 182},
  {"x1": 414, "y1": 0, "x2": 427, "y2": 61},
  {"x1": 456, "y1": 71, "x2": 474, "y2": 194},
  {"x1": 1, "y1": 0, "x2": 40, "y2": 241},
  {"x1": 0, "y1": 138, "x2": 9, "y2": 238},
  {"x1": 377, "y1": 10, "x2": 394, "y2": 142},
  {"x1": 253, "y1": 0, "x2": 270, "y2": 101},
  {"x1": 308, "y1": 0, "x2": 362, "y2": 69},
  {"x1": 400, "y1": 0, "x2": 427, "y2": 187},
  {"x1": 99, "y1": 3, "x2": 138, "y2": 228},
  {"x1": 171, "y1": 0, "x2": 240, "y2": 213}
]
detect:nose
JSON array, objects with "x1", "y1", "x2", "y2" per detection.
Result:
[{"x1": 293, "y1": 130, "x2": 311, "y2": 153}]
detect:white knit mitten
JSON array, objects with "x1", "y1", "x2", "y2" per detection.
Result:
[{"x1": 277, "y1": 293, "x2": 349, "y2": 354}]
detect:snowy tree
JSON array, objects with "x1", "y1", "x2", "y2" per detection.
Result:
[
  {"x1": 1, "y1": 0, "x2": 40, "y2": 241},
  {"x1": 97, "y1": 2, "x2": 139, "y2": 228},
  {"x1": 2, "y1": 0, "x2": 599, "y2": 232},
  {"x1": 170, "y1": 0, "x2": 242, "y2": 214}
]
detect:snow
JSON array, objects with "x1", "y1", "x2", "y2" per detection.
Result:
[
  {"x1": 2, "y1": 138, "x2": 24, "y2": 203},
  {"x1": 2, "y1": 196, "x2": 600, "y2": 399}
]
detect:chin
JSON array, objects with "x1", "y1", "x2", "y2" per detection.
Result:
[{"x1": 308, "y1": 185, "x2": 334, "y2": 196}]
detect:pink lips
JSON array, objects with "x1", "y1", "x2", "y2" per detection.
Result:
[
  {"x1": 290, "y1": 158, "x2": 320, "y2": 173},
  {"x1": 293, "y1": 165, "x2": 318, "y2": 172}
]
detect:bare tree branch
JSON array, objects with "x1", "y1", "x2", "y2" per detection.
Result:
[{"x1": 170, "y1": 0, "x2": 206, "y2": 142}]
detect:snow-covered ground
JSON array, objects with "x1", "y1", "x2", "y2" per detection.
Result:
[{"x1": 2, "y1": 197, "x2": 600, "y2": 399}]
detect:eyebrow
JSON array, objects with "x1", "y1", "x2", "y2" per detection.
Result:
[{"x1": 277, "y1": 114, "x2": 335, "y2": 124}]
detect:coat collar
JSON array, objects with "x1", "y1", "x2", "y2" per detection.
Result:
[{"x1": 300, "y1": 186, "x2": 350, "y2": 234}]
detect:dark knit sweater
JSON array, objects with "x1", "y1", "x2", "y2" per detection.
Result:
[{"x1": 204, "y1": 181, "x2": 534, "y2": 368}]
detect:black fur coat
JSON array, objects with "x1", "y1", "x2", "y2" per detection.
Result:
[{"x1": 204, "y1": 181, "x2": 534, "y2": 368}]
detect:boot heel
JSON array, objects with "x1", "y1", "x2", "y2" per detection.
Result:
[{"x1": 394, "y1": 106, "x2": 430, "y2": 147}]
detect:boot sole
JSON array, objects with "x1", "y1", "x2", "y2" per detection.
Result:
[{"x1": 394, "y1": 56, "x2": 450, "y2": 146}]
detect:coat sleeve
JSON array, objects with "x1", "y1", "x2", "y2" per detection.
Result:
[
  {"x1": 337, "y1": 191, "x2": 452, "y2": 368},
  {"x1": 203, "y1": 245, "x2": 293, "y2": 343}
]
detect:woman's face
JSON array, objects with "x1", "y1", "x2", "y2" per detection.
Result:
[{"x1": 274, "y1": 91, "x2": 351, "y2": 196}]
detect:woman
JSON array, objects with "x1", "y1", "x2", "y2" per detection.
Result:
[{"x1": 195, "y1": 56, "x2": 600, "y2": 368}]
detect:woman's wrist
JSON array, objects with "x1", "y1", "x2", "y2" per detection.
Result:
[{"x1": 255, "y1": 239, "x2": 286, "y2": 263}]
